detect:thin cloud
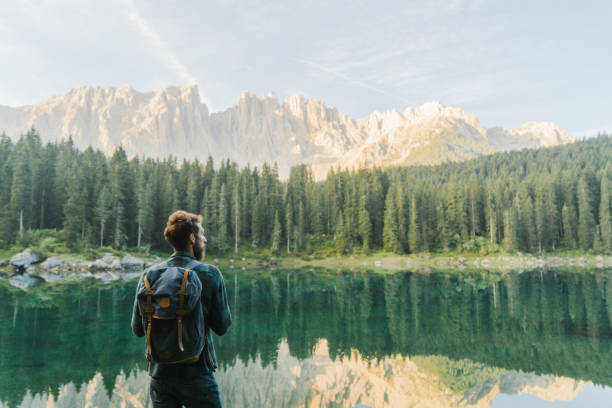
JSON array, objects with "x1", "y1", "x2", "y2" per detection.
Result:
[
  {"x1": 295, "y1": 58, "x2": 410, "y2": 107},
  {"x1": 119, "y1": 0, "x2": 215, "y2": 109}
]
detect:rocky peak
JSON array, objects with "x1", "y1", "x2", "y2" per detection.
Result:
[{"x1": 0, "y1": 85, "x2": 576, "y2": 179}]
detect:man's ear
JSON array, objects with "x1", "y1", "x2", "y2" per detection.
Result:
[{"x1": 190, "y1": 233, "x2": 196, "y2": 243}]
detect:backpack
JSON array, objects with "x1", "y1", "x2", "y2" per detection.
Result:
[{"x1": 136, "y1": 259, "x2": 206, "y2": 365}]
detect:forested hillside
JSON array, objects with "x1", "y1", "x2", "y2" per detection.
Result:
[{"x1": 0, "y1": 129, "x2": 610, "y2": 255}]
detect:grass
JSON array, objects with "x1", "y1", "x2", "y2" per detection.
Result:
[{"x1": 1, "y1": 230, "x2": 610, "y2": 275}]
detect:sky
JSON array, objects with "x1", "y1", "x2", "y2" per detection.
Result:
[{"x1": 0, "y1": 0, "x2": 611, "y2": 136}]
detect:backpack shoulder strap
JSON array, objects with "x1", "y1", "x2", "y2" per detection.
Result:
[
  {"x1": 142, "y1": 269, "x2": 155, "y2": 360},
  {"x1": 176, "y1": 258, "x2": 199, "y2": 352}
]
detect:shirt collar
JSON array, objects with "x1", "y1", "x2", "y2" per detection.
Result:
[{"x1": 171, "y1": 251, "x2": 195, "y2": 259}]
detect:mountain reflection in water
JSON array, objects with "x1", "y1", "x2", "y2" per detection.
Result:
[
  {"x1": 0, "y1": 267, "x2": 611, "y2": 407},
  {"x1": 0, "y1": 340, "x2": 589, "y2": 408}
]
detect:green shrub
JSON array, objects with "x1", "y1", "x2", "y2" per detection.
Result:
[{"x1": 462, "y1": 237, "x2": 500, "y2": 255}]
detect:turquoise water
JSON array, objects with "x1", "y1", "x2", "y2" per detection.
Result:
[{"x1": 0, "y1": 267, "x2": 611, "y2": 407}]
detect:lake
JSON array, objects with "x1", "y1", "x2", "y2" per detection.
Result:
[{"x1": 1, "y1": 267, "x2": 611, "y2": 407}]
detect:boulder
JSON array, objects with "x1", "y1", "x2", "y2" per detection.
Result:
[
  {"x1": 0, "y1": 260, "x2": 7, "y2": 267},
  {"x1": 268, "y1": 257, "x2": 278, "y2": 266},
  {"x1": 457, "y1": 257, "x2": 467, "y2": 264},
  {"x1": 110, "y1": 258, "x2": 122, "y2": 271},
  {"x1": 40, "y1": 256, "x2": 64, "y2": 271},
  {"x1": 120, "y1": 256, "x2": 144, "y2": 272},
  {"x1": 92, "y1": 254, "x2": 118, "y2": 271},
  {"x1": 9, "y1": 273, "x2": 45, "y2": 290},
  {"x1": 10, "y1": 249, "x2": 46, "y2": 269}
]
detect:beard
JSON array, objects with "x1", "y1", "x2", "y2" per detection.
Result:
[{"x1": 193, "y1": 240, "x2": 205, "y2": 261}]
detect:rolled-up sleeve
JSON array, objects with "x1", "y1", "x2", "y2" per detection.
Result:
[{"x1": 207, "y1": 267, "x2": 232, "y2": 336}]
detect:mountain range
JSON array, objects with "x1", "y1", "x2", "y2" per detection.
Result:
[{"x1": 0, "y1": 85, "x2": 576, "y2": 178}]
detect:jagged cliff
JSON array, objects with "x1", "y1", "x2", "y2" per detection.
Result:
[{"x1": 0, "y1": 85, "x2": 576, "y2": 178}]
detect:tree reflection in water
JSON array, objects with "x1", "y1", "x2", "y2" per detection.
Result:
[{"x1": 0, "y1": 267, "x2": 610, "y2": 407}]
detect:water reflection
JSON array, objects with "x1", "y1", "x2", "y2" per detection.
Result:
[
  {"x1": 0, "y1": 268, "x2": 611, "y2": 407},
  {"x1": 0, "y1": 340, "x2": 592, "y2": 408}
]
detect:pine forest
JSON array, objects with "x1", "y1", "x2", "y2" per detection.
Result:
[{"x1": 0, "y1": 129, "x2": 611, "y2": 256}]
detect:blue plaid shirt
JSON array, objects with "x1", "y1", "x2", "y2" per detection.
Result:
[{"x1": 131, "y1": 251, "x2": 232, "y2": 378}]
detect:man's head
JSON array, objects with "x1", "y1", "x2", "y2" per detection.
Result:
[{"x1": 164, "y1": 210, "x2": 206, "y2": 260}]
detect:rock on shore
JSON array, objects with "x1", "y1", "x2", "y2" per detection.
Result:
[{"x1": 10, "y1": 249, "x2": 46, "y2": 269}]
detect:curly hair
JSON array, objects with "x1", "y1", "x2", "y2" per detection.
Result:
[{"x1": 164, "y1": 210, "x2": 203, "y2": 250}]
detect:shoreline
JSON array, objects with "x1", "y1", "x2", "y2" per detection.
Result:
[{"x1": 0, "y1": 247, "x2": 610, "y2": 290}]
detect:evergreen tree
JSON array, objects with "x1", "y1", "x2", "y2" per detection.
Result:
[
  {"x1": 358, "y1": 192, "x2": 372, "y2": 252},
  {"x1": 577, "y1": 176, "x2": 595, "y2": 249},
  {"x1": 408, "y1": 197, "x2": 420, "y2": 253},
  {"x1": 395, "y1": 181, "x2": 407, "y2": 251},
  {"x1": 599, "y1": 164, "x2": 612, "y2": 251},
  {"x1": 296, "y1": 202, "x2": 305, "y2": 250},
  {"x1": 9, "y1": 140, "x2": 31, "y2": 238},
  {"x1": 136, "y1": 167, "x2": 155, "y2": 247},
  {"x1": 232, "y1": 180, "x2": 240, "y2": 254},
  {"x1": 382, "y1": 190, "x2": 401, "y2": 253},
  {"x1": 467, "y1": 174, "x2": 483, "y2": 237},
  {"x1": 95, "y1": 186, "x2": 112, "y2": 248},
  {"x1": 502, "y1": 208, "x2": 518, "y2": 252},
  {"x1": 519, "y1": 195, "x2": 537, "y2": 252},
  {"x1": 335, "y1": 211, "x2": 347, "y2": 254},
  {"x1": 218, "y1": 184, "x2": 228, "y2": 246},
  {"x1": 561, "y1": 204, "x2": 577, "y2": 249},
  {"x1": 271, "y1": 211, "x2": 281, "y2": 254},
  {"x1": 108, "y1": 147, "x2": 131, "y2": 249},
  {"x1": 251, "y1": 191, "x2": 265, "y2": 248}
]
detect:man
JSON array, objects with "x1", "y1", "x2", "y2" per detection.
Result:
[{"x1": 131, "y1": 210, "x2": 232, "y2": 408}]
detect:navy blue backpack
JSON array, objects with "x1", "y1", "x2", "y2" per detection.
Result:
[{"x1": 136, "y1": 259, "x2": 207, "y2": 365}]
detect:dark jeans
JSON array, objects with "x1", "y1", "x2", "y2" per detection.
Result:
[{"x1": 149, "y1": 372, "x2": 222, "y2": 408}]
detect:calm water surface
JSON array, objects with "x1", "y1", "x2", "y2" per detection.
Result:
[{"x1": 0, "y1": 267, "x2": 611, "y2": 407}]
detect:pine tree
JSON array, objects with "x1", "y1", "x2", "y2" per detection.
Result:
[
  {"x1": 185, "y1": 160, "x2": 202, "y2": 214},
  {"x1": 285, "y1": 201, "x2": 293, "y2": 254},
  {"x1": 599, "y1": 164, "x2": 612, "y2": 251},
  {"x1": 395, "y1": 181, "x2": 407, "y2": 251},
  {"x1": 95, "y1": 186, "x2": 111, "y2": 247},
  {"x1": 468, "y1": 174, "x2": 483, "y2": 237},
  {"x1": 485, "y1": 187, "x2": 497, "y2": 243},
  {"x1": 436, "y1": 200, "x2": 449, "y2": 251},
  {"x1": 137, "y1": 171, "x2": 155, "y2": 247},
  {"x1": 9, "y1": 140, "x2": 32, "y2": 238},
  {"x1": 561, "y1": 203, "x2": 577, "y2": 249},
  {"x1": 335, "y1": 211, "x2": 347, "y2": 254},
  {"x1": 251, "y1": 191, "x2": 265, "y2": 248},
  {"x1": 502, "y1": 208, "x2": 518, "y2": 252},
  {"x1": 62, "y1": 161, "x2": 88, "y2": 247},
  {"x1": 232, "y1": 180, "x2": 240, "y2": 254},
  {"x1": 295, "y1": 201, "x2": 305, "y2": 250},
  {"x1": 0, "y1": 137, "x2": 13, "y2": 246},
  {"x1": 109, "y1": 147, "x2": 131, "y2": 249},
  {"x1": 408, "y1": 197, "x2": 420, "y2": 253},
  {"x1": 382, "y1": 190, "x2": 401, "y2": 253},
  {"x1": 358, "y1": 192, "x2": 372, "y2": 252},
  {"x1": 218, "y1": 184, "x2": 228, "y2": 246},
  {"x1": 534, "y1": 182, "x2": 552, "y2": 253},
  {"x1": 577, "y1": 176, "x2": 595, "y2": 249},
  {"x1": 271, "y1": 211, "x2": 281, "y2": 254},
  {"x1": 520, "y1": 196, "x2": 537, "y2": 252}
]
